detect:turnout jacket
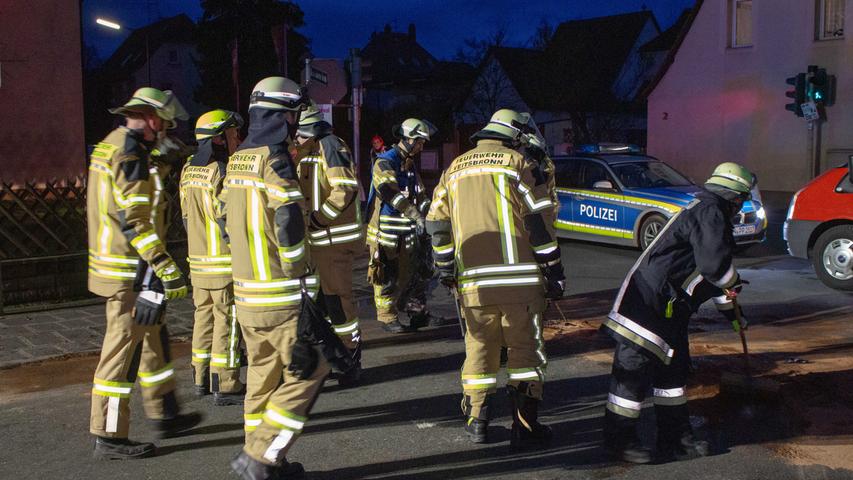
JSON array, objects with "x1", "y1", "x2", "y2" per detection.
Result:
[
  {"x1": 603, "y1": 190, "x2": 740, "y2": 364},
  {"x1": 294, "y1": 124, "x2": 364, "y2": 248},
  {"x1": 366, "y1": 146, "x2": 429, "y2": 250},
  {"x1": 426, "y1": 139, "x2": 561, "y2": 307},
  {"x1": 222, "y1": 143, "x2": 318, "y2": 327},
  {"x1": 179, "y1": 147, "x2": 231, "y2": 289},
  {"x1": 87, "y1": 127, "x2": 177, "y2": 297}
]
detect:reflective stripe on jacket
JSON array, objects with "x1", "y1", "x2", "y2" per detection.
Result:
[
  {"x1": 87, "y1": 127, "x2": 175, "y2": 297},
  {"x1": 180, "y1": 158, "x2": 232, "y2": 288},
  {"x1": 295, "y1": 134, "x2": 364, "y2": 248},
  {"x1": 223, "y1": 144, "x2": 318, "y2": 327}
]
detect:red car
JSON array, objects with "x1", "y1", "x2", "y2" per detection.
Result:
[{"x1": 784, "y1": 158, "x2": 853, "y2": 290}]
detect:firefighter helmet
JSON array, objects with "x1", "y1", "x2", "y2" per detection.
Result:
[
  {"x1": 395, "y1": 118, "x2": 437, "y2": 142},
  {"x1": 194, "y1": 109, "x2": 243, "y2": 140},
  {"x1": 298, "y1": 102, "x2": 324, "y2": 127},
  {"x1": 110, "y1": 87, "x2": 189, "y2": 129},
  {"x1": 705, "y1": 162, "x2": 756, "y2": 196},
  {"x1": 249, "y1": 76, "x2": 307, "y2": 111},
  {"x1": 477, "y1": 109, "x2": 534, "y2": 143}
]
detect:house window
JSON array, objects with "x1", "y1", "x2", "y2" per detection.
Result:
[
  {"x1": 310, "y1": 68, "x2": 328, "y2": 85},
  {"x1": 817, "y1": 0, "x2": 845, "y2": 39},
  {"x1": 730, "y1": 0, "x2": 753, "y2": 47},
  {"x1": 168, "y1": 50, "x2": 179, "y2": 64}
]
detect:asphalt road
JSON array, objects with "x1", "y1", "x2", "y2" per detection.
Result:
[{"x1": 1, "y1": 234, "x2": 851, "y2": 479}]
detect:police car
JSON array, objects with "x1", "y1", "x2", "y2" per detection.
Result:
[{"x1": 553, "y1": 144, "x2": 767, "y2": 249}]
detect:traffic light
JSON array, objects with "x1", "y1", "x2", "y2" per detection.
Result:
[
  {"x1": 807, "y1": 65, "x2": 836, "y2": 106},
  {"x1": 785, "y1": 73, "x2": 806, "y2": 117}
]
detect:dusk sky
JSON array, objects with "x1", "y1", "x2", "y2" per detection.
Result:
[{"x1": 84, "y1": 0, "x2": 695, "y2": 62}]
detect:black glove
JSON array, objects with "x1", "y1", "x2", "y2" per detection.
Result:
[
  {"x1": 288, "y1": 339, "x2": 319, "y2": 380},
  {"x1": 439, "y1": 266, "x2": 456, "y2": 288},
  {"x1": 308, "y1": 212, "x2": 327, "y2": 230},
  {"x1": 542, "y1": 264, "x2": 566, "y2": 300},
  {"x1": 133, "y1": 290, "x2": 166, "y2": 326}
]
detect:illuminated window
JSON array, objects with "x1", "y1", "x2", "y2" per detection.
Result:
[
  {"x1": 817, "y1": 0, "x2": 845, "y2": 40},
  {"x1": 730, "y1": 0, "x2": 753, "y2": 48}
]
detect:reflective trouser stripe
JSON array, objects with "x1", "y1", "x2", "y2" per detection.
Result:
[
  {"x1": 192, "y1": 349, "x2": 212, "y2": 365},
  {"x1": 92, "y1": 378, "x2": 133, "y2": 398},
  {"x1": 138, "y1": 363, "x2": 175, "y2": 387},
  {"x1": 333, "y1": 318, "x2": 360, "y2": 336},
  {"x1": 245, "y1": 413, "x2": 263, "y2": 432},
  {"x1": 653, "y1": 387, "x2": 687, "y2": 406},
  {"x1": 462, "y1": 374, "x2": 498, "y2": 390},
  {"x1": 606, "y1": 393, "x2": 642, "y2": 418},
  {"x1": 507, "y1": 368, "x2": 543, "y2": 381}
]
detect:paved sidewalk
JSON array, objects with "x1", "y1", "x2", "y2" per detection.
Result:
[{"x1": 0, "y1": 256, "x2": 459, "y2": 369}]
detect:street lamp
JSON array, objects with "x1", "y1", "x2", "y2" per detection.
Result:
[{"x1": 95, "y1": 17, "x2": 151, "y2": 85}]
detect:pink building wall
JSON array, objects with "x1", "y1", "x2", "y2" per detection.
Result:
[
  {"x1": 647, "y1": 0, "x2": 853, "y2": 193},
  {"x1": 0, "y1": 0, "x2": 85, "y2": 182}
]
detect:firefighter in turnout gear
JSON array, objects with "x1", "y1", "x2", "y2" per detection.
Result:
[
  {"x1": 180, "y1": 109, "x2": 246, "y2": 405},
  {"x1": 426, "y1": 109, "x2": 566, "y2": 448},
  {"x1": 602, "y1": 162, "x2": 756, "y2": 464},
  {"x1": 294, "y1": 103, "x2": 365, "y2": 386},
  {"x1": 87, "y1": 87, "x2": 201, "y2": 460},
  {"x1": 366, "y1": 118, "x2": 436, "y2": 333},
  {"x1": 224, "y1": 77, "x2": 327, "y2": 480}
]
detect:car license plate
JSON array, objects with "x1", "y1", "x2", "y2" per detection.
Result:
[{"x1": 734, "y1": 224, "x2": 756, "y2": 236}]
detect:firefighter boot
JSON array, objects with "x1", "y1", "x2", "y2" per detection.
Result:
[
  {"x1": 507, "y1": 385, "x2": 552, "y2": 450},
  {"x1": 214, "y1": 391, "x2": 245, "y2": 406},
  {"x1": 230, "y1": 451, "x2": 305, "y2": 480},
  {"x1": 212, "y1": 373, "x2": 246, "y2": 406},
  {"x1": 151, "y1": 412, "x2": 203, "y2": 439},
  {"x1": 92, "y1": 437, "x2": 156, "y2": 460},
  {"x1": 193, "y1": 367, "x2": 210, "y2": 397},
  {"x1": 462, "y1": 394, "x2": 491, "y2": 443},
  {"x1": 655, "y1": 405, "x2": 709, "y2": 461},
  {"x1": 603, "y1": 410, "x2": 652, "y2": 464}
]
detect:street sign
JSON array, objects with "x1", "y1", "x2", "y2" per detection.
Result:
[
  {"x1": 318, "y1": 103, "x2": 333, "y2": 126},
  {"x1": 800, "y1": 101, "x2": 819, "y2": 121}
]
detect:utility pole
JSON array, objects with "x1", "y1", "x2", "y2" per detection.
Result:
[{"x1": 350, "y1": 48, "x2": 364, "y2": 199}]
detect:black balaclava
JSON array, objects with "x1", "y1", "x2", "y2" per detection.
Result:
[
  {"x1": 190, "y1": 138, "x2": 230, "y2": 166},
  {"x1": 239, "y1": 108, "x2": 290, "y2": 149}
]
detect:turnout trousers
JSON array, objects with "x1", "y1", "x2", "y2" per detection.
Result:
[
  {"x1": 90, "y1": 288, "x2": 178, "y2": 438},
  {"x1": 604, "y1": 320, "x2": 691, "y2": 447},
  {"x1": 370, "y1": 242, "x2": 412, "y2": 325},
  {"x1": 313, "y1": 242, "x2": 361, "y2": 350},
  {"x1": 240, "y1": 314, "x2": 330, "y2": 465},
  {"x1": 461, "y1": 301, "x2": 547, "y2": 420},
  {"x1": 190, "y1": 284, "x2": 244, "y2": 393}
]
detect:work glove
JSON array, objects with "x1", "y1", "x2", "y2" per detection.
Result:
[
  {"x1": 542, "y1": 263, "x2": 566, "y2": 300},
  {"x1": 288, "y1": 339, "x2": 319, "y2": 380},
  {"x1": 133, "y1": 290, "x2": 166, "y2": 326},
  {"x1": 155, "y1": 261, "x2": 188, "y2": 300}
]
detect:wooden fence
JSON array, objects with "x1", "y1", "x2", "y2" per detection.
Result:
[{"x1": 0, "y1": 173, "x2": 187, "y2": 313}]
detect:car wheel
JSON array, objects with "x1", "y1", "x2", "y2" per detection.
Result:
[
  {"x1": 639, "y1": 214, "x2": 667, "y2": 250},
  {"x1": 812, "y1": 225, "x2": 853, "y2": 291}
]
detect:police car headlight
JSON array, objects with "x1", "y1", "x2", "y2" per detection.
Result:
[{"x1": 756, "y1": 207, "x2": 766, "y2": 220}]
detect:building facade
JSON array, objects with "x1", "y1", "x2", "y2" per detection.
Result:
[
  {"x1": 0, "y1": 0, "x2": 85, "y2": 182},
  {"x1": 647, "y1": 0, "x2": 852, "y2": 193}
]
